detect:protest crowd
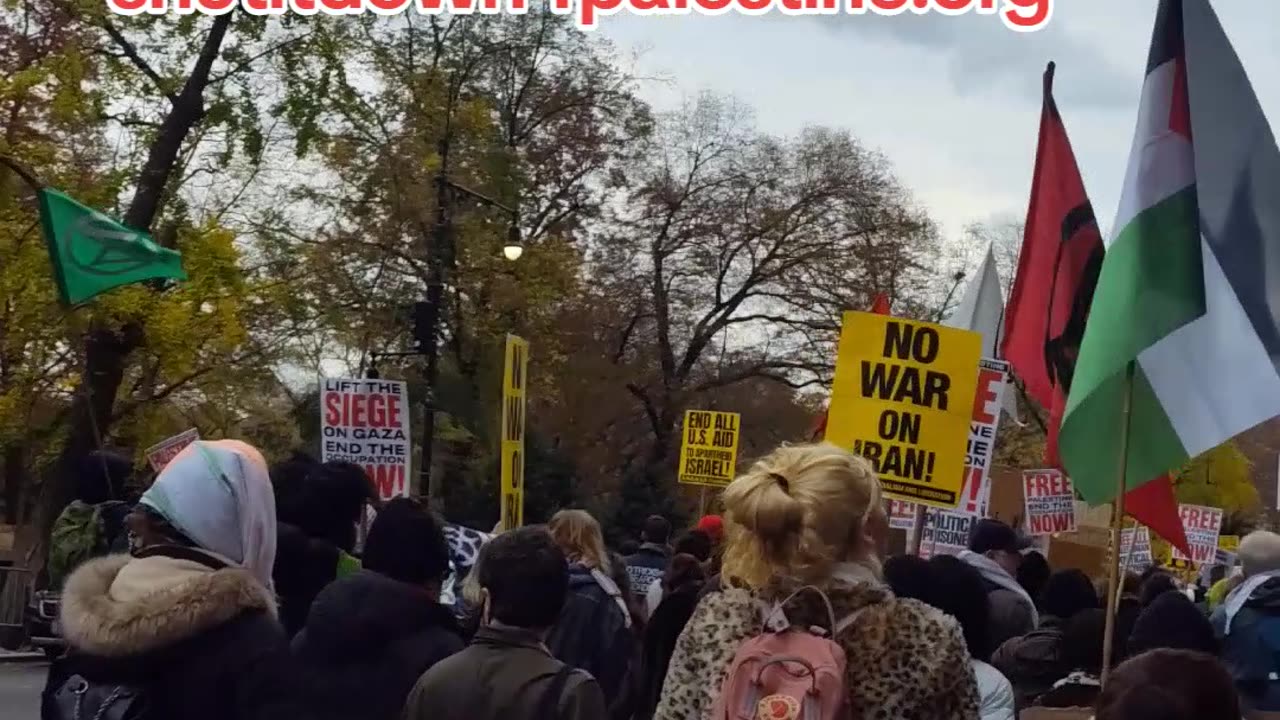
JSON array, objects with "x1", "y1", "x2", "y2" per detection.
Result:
[
  {"x1": 10, "y1": 1, "x2": 1280, "y2": 720},
  {"x1": 29, "y1": 438, "x2": 1280, "y2": 720}
]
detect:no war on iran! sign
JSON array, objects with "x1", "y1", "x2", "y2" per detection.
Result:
[{"x1": 825, "y1": 312, "x2": 982, "y2": 509}]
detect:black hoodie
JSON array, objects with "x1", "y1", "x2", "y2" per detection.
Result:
[{"x1": 292, "y1": 570, "x2": 464, "y2": 720}]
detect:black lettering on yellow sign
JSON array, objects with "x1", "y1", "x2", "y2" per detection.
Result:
[
  {"x1": 503, "y1": 492, "x2": 518, "y2": 530},
  {"x1": 859, "y1": 321, "x2": 951, "y2": 410},
  {"x1": 859, "y1": 363, "x2": 951, "y2": 410},
  {"x1": 683, "y1": 456, "x2": 730, "y2": 478},
  {"x1": 852, "y1": 439, "x2": 936, "y2": 483},
  {"x1": 509, "y1": 448, "x2": 523, "y2": 491},
  {"x1": 877, "y1": 409, "x2": 921, "y2": 444}
]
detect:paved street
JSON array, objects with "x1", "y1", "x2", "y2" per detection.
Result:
[{"x1": 0, "y1": 662, "x2": 45, "y2": 719}]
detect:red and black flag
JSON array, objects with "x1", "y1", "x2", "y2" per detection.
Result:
[{"x1": 1001, "y1": 62, "x2": 1104, "y2": 467}]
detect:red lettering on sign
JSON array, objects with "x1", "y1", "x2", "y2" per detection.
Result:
[
  {"x1": 324, "y1": 392, "x2": 342, "y2": 425},
  {"x1": 971, "y1": 368, "x2": 1001, "y2": 424}
]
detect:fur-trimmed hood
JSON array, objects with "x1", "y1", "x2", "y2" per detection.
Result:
[{"x1": 61, "y1": 550, "x2": 276, "y2": 658}]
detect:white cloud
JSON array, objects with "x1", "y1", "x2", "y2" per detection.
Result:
[{"x1": 601, "y1": 0, "x2": 1280, "y2": 246}]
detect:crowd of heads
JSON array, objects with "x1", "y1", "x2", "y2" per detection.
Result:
[{"x1": 54, "y1": 437, "x2": 1280, "y2": 720}]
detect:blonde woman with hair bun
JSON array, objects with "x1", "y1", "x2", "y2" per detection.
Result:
[
  {"x1": 654, "y1": 443, "x2": 981, "y2": 720},
  {"x1": 544, "y1": 509, "x2": 637, "y2": 709}
]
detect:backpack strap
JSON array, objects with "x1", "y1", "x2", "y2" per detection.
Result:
[
  {"x1": 534, "y1": 665, "x2": 575, "y2": 720},
  {"x1": 760, "y1": 585, "x2": 838, "y2": 636},
  {"x1": 833, "y1": 602, "x2": 876, "y2": 636}
]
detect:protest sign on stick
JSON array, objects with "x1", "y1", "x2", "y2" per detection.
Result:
[
  {"x1": 887, "y1": 500, "x2": 917, "y2": 531},
  {"x1": 500, "y1": 336, "x2": 529, "y2": 530},
  {"x1": 1119, "y1": 526, "x2": 1153, "y2": 574},
  {"x1": 826, "y1": 312, "x2": 983, "y2": 509},
  {"x1": 677, "y1": 409, "x2": 741, "y2": 488},
  {"x1": 959, "y1": 359, "x2": 1009, "y2": 516},
  {"x1": 1023, "y1": 469, "x2": 1078, "y2": 535},
  {"x1": 321, "y1": 377, "x2": 411, "y2": 501},
  {"x1": 918, "y1": 509, "x2": 975, "y2": 559},
  {"x1": 145, "y1": 428, "x2": 200, "y2": 473},
  {"x1": 1171, "y1": 504, "x2": 1224, "y2": 566}
]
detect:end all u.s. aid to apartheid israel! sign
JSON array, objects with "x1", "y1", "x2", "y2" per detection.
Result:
[
  {"x1": 677, "y1": 409, "x2": 741, "y2": 488},
  {"x1": 825, "y1": 311, "x2": 983, "y2": 509}
]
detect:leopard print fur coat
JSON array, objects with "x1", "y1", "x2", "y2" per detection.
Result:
[{"x1": 653, "y1": 575, "x2": 981, "y2": 720}]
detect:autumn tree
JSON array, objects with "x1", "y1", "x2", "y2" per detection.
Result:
[
  {"x1": 587, "y1": 94, "x2": 939, "y2": 531},
  {"x1": 0, "y1": 4, "x2": 330, "y2": 570},
  {"x1": 258, "y1": 11, "x2": 647, "y2": 516}
]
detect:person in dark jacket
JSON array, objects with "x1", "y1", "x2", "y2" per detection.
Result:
[
  {"x1": 1138, "y1": 567, "x2": 1180, "y2": 606},
  {"x1": 636, "y1": 554, "x2": 706, "y2": 720},
  {"x1": 272, "y1": 460, "x2": 372, "y2": 636},
  {"x1": 546, "y1": 510, "x2": 635, "y2": 704},
  {"x1": 404, "y1": 527, "x2": 606, "y2": 720},
  {"x1": 1128, "y1": 589, "x2": 1217, "y2": 657},
  {"x1": 1017, "y1": 550, "x2": 1050, "y2": 605},
  {"x1": 292, "y1": 497, "x2": 463, "y2": 720},
  {"x1": 43, "y1": 440, "x2": 301, "y2": 720},
  {"x1": 625, "y1": 515, "x2": 672, "y2": 606},
  {"x1": 1212, "y1": 529, "x2": 1280, "y2": 713},
  {"x1": 960, "y1": 519, "x2": 1037, "y2": 653},
  {"x1": 992, "y1": 569, "x2": 1097, "y2": 707},
  {"x1": 1032, "y1": 608, "x2": 1109, "y2": 710}
]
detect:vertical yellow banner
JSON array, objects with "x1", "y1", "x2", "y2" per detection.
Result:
[{"x1": 500, "y1": 335, "x2": 529, "y2": 530}]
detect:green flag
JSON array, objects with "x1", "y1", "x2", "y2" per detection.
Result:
[{"x1": 37, "y1": 188, "x2": 185, "y2": 305}]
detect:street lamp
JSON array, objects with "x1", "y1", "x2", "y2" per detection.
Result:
[{"x1": 503, "y1": 224, "x2": 523, "y2": 261}]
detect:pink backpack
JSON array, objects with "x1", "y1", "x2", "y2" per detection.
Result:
[{"x1": 711, "y1": 587, "x2": 866, "y2": 720}]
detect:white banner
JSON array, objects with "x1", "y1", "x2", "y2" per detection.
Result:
[
  {"x1": 320, "y1": 377, "x2": 412, "y2": 500},
  {"x1": 1022, "y1": 469, "x2": 1078, "y2": 536},
  {"x1": 918, "y1": 509, "x2": 975, "y2": 559},
  {"x1": 957, "y1": 358, "x2": 1009, "y2": 516},
  {"x1": 1120, "y1": 526, "x2": 1154, "y2": 573},
  {"x1": 1171, "y1": 504, "x2": 1224, "y2": 567}
]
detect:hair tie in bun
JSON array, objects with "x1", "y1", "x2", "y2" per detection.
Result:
[{"x1": 769, "y1": 472, "x2": 790, "y2": 493}]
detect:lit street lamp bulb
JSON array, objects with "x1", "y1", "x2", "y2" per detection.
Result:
[{"x1": 503, "y1": 244, "x2": 524, "y2": 261}]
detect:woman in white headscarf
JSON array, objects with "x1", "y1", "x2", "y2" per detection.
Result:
[{"x1": 44, "y1": 440, "x2": 305, "y2": 720}]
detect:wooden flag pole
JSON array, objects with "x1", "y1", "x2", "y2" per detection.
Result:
[{"x1": 1101, "y1": 361, "x2": 1136, "y2": 685}]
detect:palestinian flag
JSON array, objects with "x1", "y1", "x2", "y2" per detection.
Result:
[{"x1": 1060, "y1": 0, "x2": 1280, "y2": 503}]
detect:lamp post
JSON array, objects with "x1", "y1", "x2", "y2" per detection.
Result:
[{"x1": 419, "y1": 173, "x2": 521, "y2": 505}]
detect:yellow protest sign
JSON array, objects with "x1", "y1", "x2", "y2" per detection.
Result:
[
  {"x1": 499, "y1": 335, "x2": 529, "y2": 530},
  {"x1": 677, "y1": 409, "x2": 741, "y2": 488},
  {"x1": 824, "y1": 311, "x2": 982, "y2": 509},
  {"x1": 1219, "y1": 535, "x2": 1240, "y2": 552}
]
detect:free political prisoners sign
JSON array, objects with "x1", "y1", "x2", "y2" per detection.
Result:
[
  {"x1": 321, "y1": 378, "x2": 411, "y2": 501},
  {"x1": 1022, "y1": 469, "x2": 1078, "y2": 535},
  {"x1": 825, "y1": 312, "x2": 983, "y2": 509},
  {"x1": 677, "y1": 410, "x2": 741, "y2": 488},
  {"x1": 1171, "y1": 503, "x2": 1224, "y2": 566}
]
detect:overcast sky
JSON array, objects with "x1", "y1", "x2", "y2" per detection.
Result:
[{"x1": 599, "y1": 0, "x2": 1280, "y2": 246}]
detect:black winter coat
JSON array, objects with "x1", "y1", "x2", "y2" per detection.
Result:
[
  {"x1": 292, "y1": 570, "x2": 464, "y2": 720},
  {"x1": 274, "y1": 521, "x2": 347, "y2": 638},
  {"x1": 44, "y1": 548, "x2": 304, "y2": 720},
  {"x1": 547, "y1": 563, "x2": 635, "y2": 703},
  {"x1": 636, "y1": 584, "x2": 702, "y2": 720}
]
